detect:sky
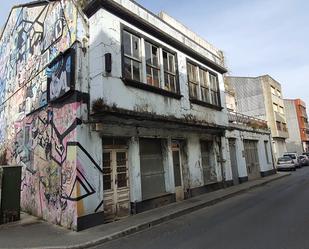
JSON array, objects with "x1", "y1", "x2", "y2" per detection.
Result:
[{"x1": 1, "y1": 0, "x2": 309, "y2": 105}]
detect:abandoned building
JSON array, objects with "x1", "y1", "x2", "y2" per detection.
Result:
[
  {"x1": 225, "y1": 81, "x2": 275, "y2": 183},
  {"x1": 0, "y1": 0, "x2": 277, "y2": 231},
  {"x1": 225, "y1": 75, "x2": 289, "y2": 160}
]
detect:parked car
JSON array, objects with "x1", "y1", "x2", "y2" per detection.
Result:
[
  {"x1": 283, "y1": 153, "x2": 301, "y2": 168},
  {"x1": 277, "y1": 156, "x2": 297, "y2": 171},
  {"x1": 298, "y1": 155, "x2": 309, "y2": 166}
]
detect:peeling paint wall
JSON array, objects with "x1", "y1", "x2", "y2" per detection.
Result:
[
  {"x1": 0, "y1": 1, "x2": 100, "y2": 230},
  {"x1": 88, "y1": 8, "x2": 228, "y2": 127},
  {"x1": 226, "y1": 130, "x2": 274, "y2": 177}
]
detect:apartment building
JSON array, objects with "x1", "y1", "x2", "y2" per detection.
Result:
[
  {"x1": 0, "y1": 0, "x2": 239, "y2": 230},
  {"x1": 284, "y1": 99, "x2": 309, "y2": 154},
  {"x1": 225, "y1": 75, "x2": 289, "y2": 160},
  {"x1": 225, "y1": 80, "x2": 275, "y2": 184}
]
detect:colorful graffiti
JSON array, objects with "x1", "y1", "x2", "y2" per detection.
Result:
[
  {"x1": 0, "y1": 1, "x2": 103, "y2": 230},
  {"x1": 47, "y1": 49, "x2": 75, "y2": 102}
]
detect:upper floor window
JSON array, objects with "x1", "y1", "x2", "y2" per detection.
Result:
[
  {"x1": 273, "y1": 103, "x2": 278, "y2": 112},
  {"x1": 276, "y1": 121, "x2": 281, "y2": 130},
  {"x1": 163, "y1": 50, "x2": 177, "y2": 93},
  {"x1": 277, "y1": 90, "x2": 281, "y2": 98},
  {"x1": 122, "y1": 29, "x2": 179, "y2": 96},
  {"x1": 123, "y1": 30, "x2": 142, "y2": 82},
  {"x1": 187, "y1": 61, "x2": 220, "y2": 107},
  {"x1": 271, "y1": 86, "x2": 276, "y2": 95},
  {"x1": 145, "y1": 41, "x2": 160, "y2": 87},
  {"x1": 279, "y1": 106, "x2": 284, "y2": 114}
]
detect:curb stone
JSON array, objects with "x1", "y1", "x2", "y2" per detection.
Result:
[{"x1": 31, "y1": 173, "x2": 291, "y2": 249}]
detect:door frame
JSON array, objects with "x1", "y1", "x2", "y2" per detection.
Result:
[
  {"x1": 172, "y1": 142, "x2": 184, "y2": 201},
  {"x1": 103, "y1": 148, "x2": 130, "y2": 221}
]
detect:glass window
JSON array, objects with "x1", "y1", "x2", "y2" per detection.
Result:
[
  {"x1": 187, "y1": 62, "x2": 220, "y2": 107},
  {"x1": 163, "y1": 50, "x2": 177, "y2": 93},
  {"x1": 199, "y1": 69, "x2": 210, "y2": 103},
  {"x1": 209, "y1": 73, "x2": 220, "y2": 106},
  {"x1": 187, "y1": 62, "x2": 199, "y2": 99},
  {"x1": 145, "y1": 42, "x2": 160, "y2": 88},
  {"x1": 123, "y1": 30, "x2": 142, "y2": 82},
  {"x1": 273, "y1": 103, "x2": 278, "y2": 112},
  {"x1": 276, "y1": 121, "x2": 281, "y2": 131}
]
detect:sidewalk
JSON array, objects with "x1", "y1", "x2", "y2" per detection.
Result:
[{"x1": 0, "y1": 172, "x2": 290, "y2": 249}]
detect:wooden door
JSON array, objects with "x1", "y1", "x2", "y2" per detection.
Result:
[{"x1": 103, "y1": 150, "x2": 130, "y2": 222}]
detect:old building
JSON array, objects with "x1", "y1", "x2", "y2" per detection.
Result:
[
  {"x1": 0, "y1": 0, "x2": 241, "y2": 230},
  {"x1": 284, "y1": 99, "x2": 309, "y2": 153},
  {"x1": 225, "y1": 80, "x2": 275, "y2": 184},
  {"x1": 225, "y1": 75, "x2": 289, "y2": 160}
]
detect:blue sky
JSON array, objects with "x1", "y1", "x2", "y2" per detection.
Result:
[{"x1": 1, "y1": 0, "x2": 309, "y2": 104}]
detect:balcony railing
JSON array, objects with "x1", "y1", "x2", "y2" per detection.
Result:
[{"x1": 228, "y1": 111, "x2": 268, "y2": 130}]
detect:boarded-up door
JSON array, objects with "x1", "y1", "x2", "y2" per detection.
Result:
[
  {"x1": 243, "y1": 140, "x2": 261, "y2": 180},
  {"x1": 229, "y1": 139, "x2": 239, "y2": 185}
]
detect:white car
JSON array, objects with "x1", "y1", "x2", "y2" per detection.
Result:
[
  {"x1": 283, "y1": 153, "x2": 301, "y2": 168},
  {"x1": 277, "y1": 156, "x2": 296, "y2": 171}
]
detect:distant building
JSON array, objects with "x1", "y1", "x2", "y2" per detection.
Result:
[
  {"x1": 284, "y1": 99, "x2": 309, "y2": 154},
  {"x1": 225, "y1": 75, "x2": 289, "y2": 159},
  {"x1": 225, "y1": 79, "x2": 275, "y2": 184}
]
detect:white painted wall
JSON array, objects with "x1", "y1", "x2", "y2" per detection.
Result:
[
  {"x1": 226, "y1": 129, "x2": 274, "y2": 178},
  {"x1": 88, "y1": 8, "x2": 228, "y2": 128}
]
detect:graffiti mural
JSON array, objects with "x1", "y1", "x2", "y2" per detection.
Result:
[
  {"x1": 0, "y1": 1, "x2": 104, "y2": 230},
  {"x1": 47, "y1": 49, "x2": 75, "y2": 102}
]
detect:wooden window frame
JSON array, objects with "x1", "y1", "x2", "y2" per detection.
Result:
[{"x1": 121, "y1": 25, "x2": 181, "y2": 99}]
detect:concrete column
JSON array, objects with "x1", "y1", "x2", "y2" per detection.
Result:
[
  {"x1": 162, "y1": 137, "x2": 175, "y2": 193},
  {"x1": 128, "y1": 137, "x2": 142, "y2": 202},
  {"x1": 186, "y1": 135, "x2": 203, "y2": 188},
  {"x1": 221, "y1": 136, "x2": 232, "y2": 182},
  {"x1": 235, "y1": 132, "x2": 248, "y2": 177}
]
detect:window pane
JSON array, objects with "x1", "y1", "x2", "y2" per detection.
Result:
[
  {"x1": 132, "y1": 35, "x2": 140, "y2": 59},
  {"x1": 132, "y1": 60, "x2": 141, "y2": 81},
  {"x1": 169, "y1": 75, "x2": 176, "y2": 93},
  {"x1": 200, "y1": 69, "x2": 207, "y2": 87},
  {"x1": 168, "y1": 54, "x2": 175, "y2": 73},
  {"x1": 189, "y1": 83, "x2": 198, "y2": 99},
  {"x1": 152, "y1": 46, "x2": 159, "y2": 67},
  {"x1": 117, "y1": 173, "x2": 127, "y2": 188},
  {"x1": 123, "y1": 31, "x2": 131, "y2": 56},
  {"x1": 153, "y1": 68, "x2": 160, "y2": 87},
  {"x1": 188, "y1": 63, "x2": 197, "y2": 83},
  {"x1": 164, "y1": 73, "x2": 169, "y2": 90},
  {"x1": 201, "y1": 88, "x2": 209, "y2": 102},
  {"x1": 163, "y1": 51, "x2": 168, "y2": 71},
  {"x1": 145, "y1": 42, "x2": 151, "y2": 65},
  {"x1": 146, "y1": 66, "x2": 152, "y2": 84},
  {"x1": 124, "y1": 57, "x2": 132, "y2": 79}
]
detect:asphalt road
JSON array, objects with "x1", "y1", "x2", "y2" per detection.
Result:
[{"x1": 92, "y1": 168, "x2": 309, "y2": 249}]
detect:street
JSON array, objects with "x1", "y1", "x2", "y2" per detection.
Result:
[{"x1": 92, "y1": 168, "x2": 309, "y2": 249}]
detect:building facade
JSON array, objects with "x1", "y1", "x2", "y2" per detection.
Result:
[
  {"x1": 225, "y1": 75, "x2": 289, "y2": 160},
  {"x1": 225, "y1": 80, "x2": 275, "y2": 184},
  {"x1": 284, "y1": 99, "x2": 309, "y2": 153},
  {"x1": 0, "y1": 0, "x2": 238, "y2": 230}
]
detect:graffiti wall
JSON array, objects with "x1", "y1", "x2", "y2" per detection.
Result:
[{"x1": 0, "y1": 1, "x2": 103, "y2": 230}]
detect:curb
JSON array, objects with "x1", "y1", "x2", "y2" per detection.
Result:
[{"x1": 32, "y1": 173, "x2": 290, "y2": 249}]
